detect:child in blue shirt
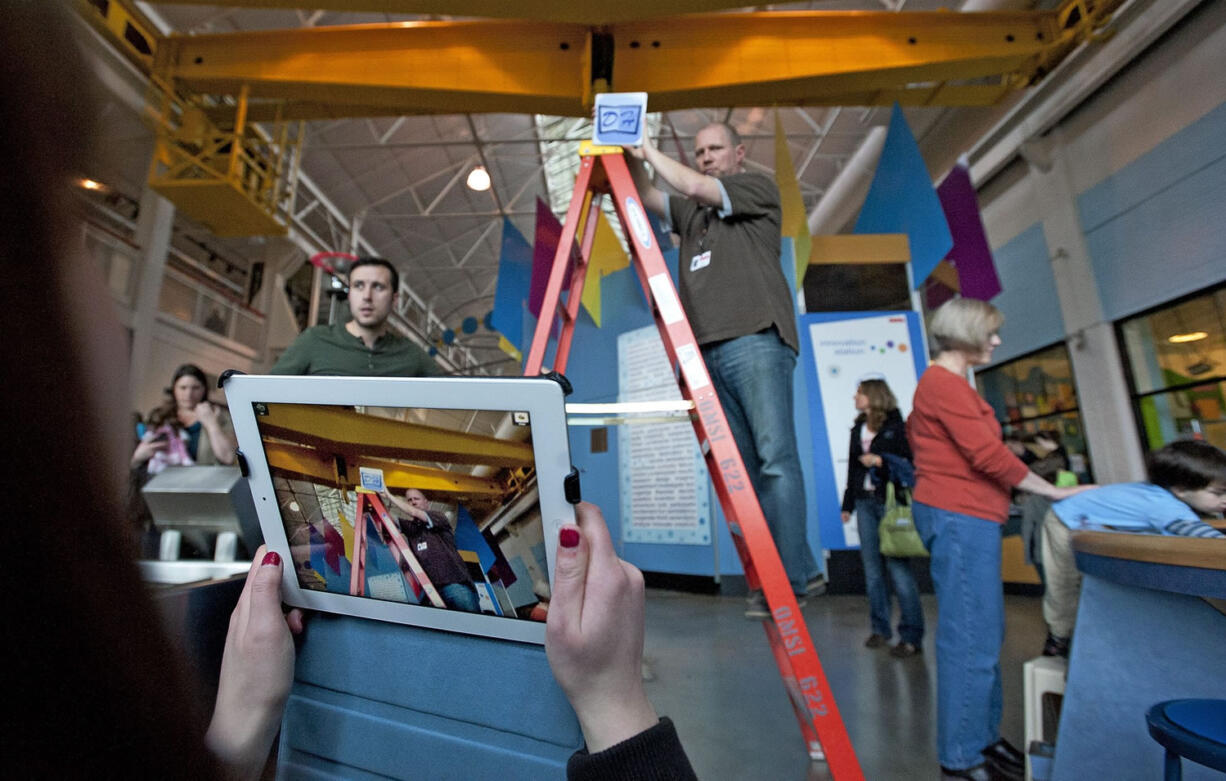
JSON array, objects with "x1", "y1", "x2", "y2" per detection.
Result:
[{"x1": 1040, "y1": 439, "x2": 1226, "y2": 657}]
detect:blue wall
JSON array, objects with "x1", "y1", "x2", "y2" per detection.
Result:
[
  {"x1": 556, "y1": 239, "x2": 823, "y2": 579},
  {"x1": 1079, "y1": 100, "x2": 1226, "y2": 320},
  {"x1": 987, "y1": 223, "x2": 1064, "y2": 365}
]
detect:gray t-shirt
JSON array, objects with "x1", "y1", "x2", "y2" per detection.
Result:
[{"x1": 668, "y1": 172, "x2": 799, "y2": 353}]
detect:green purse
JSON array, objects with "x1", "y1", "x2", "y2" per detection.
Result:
[{"x1": 879, "y1": 482, "x2": 928, "y2": 558}]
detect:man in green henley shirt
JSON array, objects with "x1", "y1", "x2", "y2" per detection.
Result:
[{"x1": 270, "y1": 257, "x2": 442, "y2": 377}]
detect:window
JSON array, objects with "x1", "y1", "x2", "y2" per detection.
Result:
[
  {"x1": 976, "y1": 343, "x2": 1092, "y2": 481},
  {"x1": 1118, "y1": 285, "x2": 1226, "y2": 452}
]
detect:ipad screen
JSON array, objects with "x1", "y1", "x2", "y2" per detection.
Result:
[{"x1": 251, "y1": 401, "x2": 551, "y2": 623}]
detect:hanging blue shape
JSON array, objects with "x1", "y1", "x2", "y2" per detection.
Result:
[
  {"x1": 461, "y1": 316, "x2": 478, "y2": 335},
  {"x1": 490, "y1": 218, "x2": 533, "y2": 351},
  {"x1": 854, "y1": 104, "x2": 953, "y2": 289}
]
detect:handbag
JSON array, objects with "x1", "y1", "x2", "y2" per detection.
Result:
[{"x1": 879, "y1": 482, "x2": 928, "y2": 558}]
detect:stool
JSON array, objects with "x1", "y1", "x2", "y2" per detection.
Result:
[
  {"x1": 1023, "y1": 655, "x2": 1066, "y2": 781},
  {"x1": 1145, "y1": 699, "x2": 1226, "y2": 781}
]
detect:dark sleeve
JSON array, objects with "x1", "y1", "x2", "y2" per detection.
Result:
[
  {"x1": 567, "y1": 718, "x2": 698, "y2": 781},
  {"x1": 841, "y1": 424, "x2": 860, "y2": 514},
  {"x1": 720, "y1": 173, "x2": 779, "y2": 218},
  {"x1": 874, "y1": 416, "x2": 912, "y2": 461},
  {"x1": 269, "y1": 330, "x2": 314, "y2": 374}
]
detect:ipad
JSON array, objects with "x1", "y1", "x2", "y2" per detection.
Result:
[{"x1": 224, "y1": 374, "x2": 577, "y2": 644}]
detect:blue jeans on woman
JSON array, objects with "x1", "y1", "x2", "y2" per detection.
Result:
[
  {"x1": 701, "y1": 330, "x2": 822, "y2": 595},
  {"x1": 912, "y1": 500, "x2": 1005, "y2": 771},
  {"x1": 855, "y1": 497, "x2": 924, "y2": 645}
]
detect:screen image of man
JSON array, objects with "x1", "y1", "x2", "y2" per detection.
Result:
[
  {"x1": 382, "y1": 488, "x2": 482, "y2": 613},
  {"x1": 270, "y1": 257, "x2": 442, "y2": 377},
  {"x1": 625, "y1": 123, "x2": 824, "y2": 617}
]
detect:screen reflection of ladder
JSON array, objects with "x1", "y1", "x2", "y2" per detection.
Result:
[
  {"x1": 350, "y1": 491, "x2": 446, "y2": 609},
  {"x1": 524, "y1": 142, "x2": 862, "y2": 777}
]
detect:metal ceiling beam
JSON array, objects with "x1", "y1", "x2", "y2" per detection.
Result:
[
  {"x1": 129, "y1": 0, "x2": 756, "y2": 25},
  {"x1": 257, "y1": 404, "x2": 535, "y2": 466},
  {"x1": 265, "y1": 440, "x2": 508, "y2": 496},
  {"x1": 155, "y1": 21, "x2": 590, "y2": 117},
  {"x1": 152, "y1": 4, "x2": 1125, "y2": 118}
]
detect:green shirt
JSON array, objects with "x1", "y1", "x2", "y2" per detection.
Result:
[{"x1": 270, "y1": 320, "x2": 443, "y2": 377}]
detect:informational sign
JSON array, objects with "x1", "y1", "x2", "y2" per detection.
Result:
[
  {"x1": 593, "y1": 92, "x2": 648, "y2": 147},
  {"x1": 358, "y1": 466, "x2": 386, "y2": 494},
  {"x1": 801, "y1": 312, "x2": 926, "y2": 549},
  {"x1": 617, "y1": 325, "x2": 710, "y2": 545}
]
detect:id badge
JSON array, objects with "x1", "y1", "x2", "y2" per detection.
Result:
[{"x1": 690, "y1": 250, "x2": 712, "y2": 272}]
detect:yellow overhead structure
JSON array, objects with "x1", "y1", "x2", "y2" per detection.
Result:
[
  {"x1": 264, "y1": 441, "x2": 510, "y2": 500},
  {"x1": 257, "y1": 404, "x2": 536, "y2": 468},
  {"x1": 115, "y1": 0, "x2": 759, "y2": 26},
  {"x1": 147, "y1": 84, "x2": 302, "y2": 237},
  {"x1": 77, "y1": 0, "x2": 1129, "y2": 234},
  {"x1": 150, "y1": 2, "x2": 1127, "y2": 120}
]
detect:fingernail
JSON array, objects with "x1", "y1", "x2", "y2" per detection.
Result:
[
  {"x1": 262, "y1": 551, "x2": 282, "y2": 566},
  {"x1": 559, "y1": 527, "x2": 580, "y2": 549}
]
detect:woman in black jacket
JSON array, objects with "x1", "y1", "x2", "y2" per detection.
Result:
[{"x1": 840, "y1": 379, "x2": 925, "y2": 657}]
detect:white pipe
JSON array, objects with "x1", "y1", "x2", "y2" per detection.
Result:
[{"x1": 805, "y1": 126, "x2": 887, "y2": 235}]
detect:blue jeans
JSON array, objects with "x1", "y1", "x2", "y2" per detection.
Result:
[
  {"x1": 439, "y1": 582, "x2": 481, "y2": 613},
  {"x1": 855, "y1": 497, "x2": 924, "y2": 645},
  {"x1": 701, "y1": 330, "x2": 821, "y2": 594},
  {"x1": 912, "y1": 500, "x2": 1004, "y2": 770}
]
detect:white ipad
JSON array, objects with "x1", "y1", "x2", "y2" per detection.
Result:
[{"x1": 223, "y1": 374, "x2": 577, "y2": 645}]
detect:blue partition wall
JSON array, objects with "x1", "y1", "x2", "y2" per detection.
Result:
[{"x1": 557, "y1": 238, "x2": 824, "y2": 580}]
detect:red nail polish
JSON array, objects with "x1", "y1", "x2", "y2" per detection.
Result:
[
  {"x1": 559, "y1": 528, "x2": 580, "y2": 549},
  {"x1": 262, "y1": 551, "x2": 281, "y2": 566}
]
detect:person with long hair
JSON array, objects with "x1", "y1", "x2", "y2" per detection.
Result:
[
  {"x1": 131, "y1": 363, "x2": 238, "y2": 471},
  {"x1": 907, "y1": 298, "x2": 1092, "y2": 781},
  {"x1": 8, "y1": 7, "x2": 694, "y2": 778},
  {"x1": 840, "y1": 378, "x2": 924, "y2": 657}
]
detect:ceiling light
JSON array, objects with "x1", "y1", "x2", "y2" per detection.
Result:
[
  {"x1": 79, "y1": 178, "x2": 105, "y2": 191},
  {"x1": 1168, "y1": 331, "x2": 1208, "y2": 344},
  {"x1": 466, "y1": 166, "x2": 491, "y2": 192}
]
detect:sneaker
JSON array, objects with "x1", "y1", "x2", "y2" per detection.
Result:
[
  {"x1": 804, "y1": 574, "x2": 828, "y2": 596},
  {"x1": 745, "y1": 592, "x2": 807, "y2": 619},
  {"x1": 864, "y1": 633, "x2": 890, "y2": 649},
  {"x1": 889, "y1": 642, "x2": 921, "y2": 658},
  {"x1": 1041, "y1": 632, "x2": 1070, "y2": 658},
  {"x1": 745, "y1": 591, "x2": 770, "y2": 618}
]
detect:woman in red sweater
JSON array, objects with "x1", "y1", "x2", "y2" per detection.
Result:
[{"x1": 907, "y1": 298, "x2": 1089, "y2": 781}]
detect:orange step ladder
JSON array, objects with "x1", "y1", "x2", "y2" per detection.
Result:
[
  {"x1": 350, "y1": 491, "x2": 445, "y2": 609},
  {"x1": 524, "y1": 142, "x2": 862, "y2": 777}
]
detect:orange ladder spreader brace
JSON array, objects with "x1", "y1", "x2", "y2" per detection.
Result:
[
  {"x1": 349, "y1": 492, "x2": 446, "y2": 609},
  {"x1": 524, "y1": 143, "x2": 862, "y2": 777}
]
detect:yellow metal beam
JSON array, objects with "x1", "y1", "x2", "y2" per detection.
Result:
[
  {"x1": 149, "y1": 2, "x2": 1126, "y2": 117},
  {"x1": 154, "y1": 21, "x2": 592, "y2": 118},
  {"x1": 73, "y1": 0, "x2": 160, "y2": 72},
  {"x1": 118, "y1": 0, "x2": 755, "y2": 26},
  {"x1": 611, "y1": 11, "x2": 1057, "y2": 112},
  {"x1": 258, "y1": 404, "x2": 535, "y2": 467},
  {"x1": 264, "y1": 441, "x2": 509, "y2": 497}
]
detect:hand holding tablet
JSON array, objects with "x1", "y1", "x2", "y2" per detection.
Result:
[{"x1": 546, "y1": 503, "x2": 660, "y2": 753}]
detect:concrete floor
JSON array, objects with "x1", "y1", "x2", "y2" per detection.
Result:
[{"x1": 641, "y1": 590, "x2": 1045, "y2": 780}]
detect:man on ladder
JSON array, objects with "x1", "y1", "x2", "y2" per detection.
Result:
[{"x1": 624, "y1": 125, "x2": 825, "y2": 616}]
